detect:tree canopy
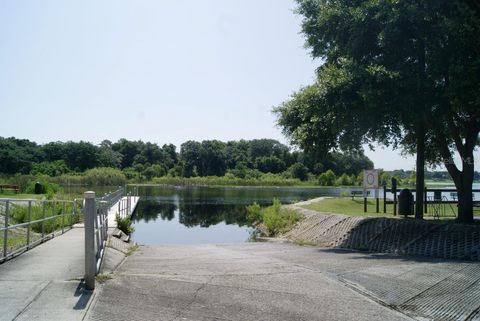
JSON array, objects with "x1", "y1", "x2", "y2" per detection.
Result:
[
  {"x1": 275, "y1": 0, "x2": 480, "y2": 222},
  {"x1": 0, "y1": 136, "x2": 374, "y2": 183}
]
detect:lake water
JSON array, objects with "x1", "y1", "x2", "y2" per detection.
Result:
[{"x1": 131, "y1": 185, "x2": 354, "y2": 245}]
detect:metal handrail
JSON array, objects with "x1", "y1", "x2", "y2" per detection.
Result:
[
  {"x1": 83, "y1": 187, "x2": 125, "y2": 290},
  {"x1": 0, "y1": 198, "x2": 80, "y2": 263}
]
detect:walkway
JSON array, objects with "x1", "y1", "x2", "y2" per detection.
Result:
[{"x1": 0, "y1": 196, "x2": 139, "y2": 321}]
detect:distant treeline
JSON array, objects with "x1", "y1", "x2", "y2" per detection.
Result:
[{"x1": 0, "y1": 137, "x2": 374, "y2": 185}]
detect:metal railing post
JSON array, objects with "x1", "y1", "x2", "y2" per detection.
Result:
[
  {"x1": 27, "y1": 201, "x2": 32, "y2": 249},
  {"x1": 40, "y1": 202, "x2": 45, "y2": 239},
  {"x1": 3, "y1": 201, "x2": 9, "y2": 258},
  {"x1": 127, "y1": 193, "x2": 131, "y2": 216},
  {"x1": 84, "y1": 191, "x2": 96, "y2": 290}
]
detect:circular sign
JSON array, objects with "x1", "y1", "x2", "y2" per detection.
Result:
[{"x1": 367, "y1": 173, "x2": 375, "y2": 185}]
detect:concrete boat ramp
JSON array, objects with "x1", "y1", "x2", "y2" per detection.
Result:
[{"x1": 1, "y1": 195, "x2": 479, "y2": 321}]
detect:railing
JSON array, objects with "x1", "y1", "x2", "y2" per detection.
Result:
[
  {"x1": 117, "y1": 193, "x2": 132, "y2": 219},
  {"x1": 0, "y1": 198, "x2": 80, "y2": 263},
  {"x1": 99, "y1": 187, "x2": 125, "y2": 208},
  {"x1": 84, "y1": 187, "x2": 125, "y2": 290},
  {"x1": 383, "y1": 187, "x2": 480, "y2": 217}
]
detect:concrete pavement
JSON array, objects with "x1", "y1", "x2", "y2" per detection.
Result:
[
  {"x1": 87, "y1": 243, "x2": 414, "y2": 321},
  {"x1": 0, "y1": 196, "x2": 139, "y2": 321},
  {"x1": 0, "y1": 227, "x2": 93, "y2": 321}
]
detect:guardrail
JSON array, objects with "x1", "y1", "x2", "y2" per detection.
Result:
[
  {"x1": 382, "y1": 187, "x2": 480, "y2": 217},
  {"x1": 0, "y1": 198, "x2": 80, "y2": 263},
  {"x1": 117, "y1": 194, "x2": 132, "y2": 219},
  {"x1": 84, "y1": 187, "x2": 125, "y2": 290}
]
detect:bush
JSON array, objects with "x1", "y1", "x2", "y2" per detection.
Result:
[
  {"x1": 10, "y1": 201, "x2": 81, "y2": 233},
  {"x1": 25, "y1": 178, "x2": 60, "y2": 195},
  {"x1": 31, "y1": 160, "x2": 70, "y2": 177},
  {"x1": 336, "y1": 173, "x2": 351, "y2": 186},
  {"x1": 246, "y1": 202, "x2": 262, "y2": 223},
  {"x1": 115, "y1": 214, "x2": 134, "y2": 235},
  {"x1": 288, "y1": 163, "x2": 309, "y2": 181},
  {"x1": 246, "y1": 199, "x2": 301, "y2": 236},
  {"x1": 318, "y1": 170, "x2": 336, "y2": 186},
  {"x1": 83, "y1": 167, "x2": 126, "y2": 186}
]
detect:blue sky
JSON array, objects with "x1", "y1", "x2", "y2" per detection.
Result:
[{"x1": 0, "y1": 0, "x2": 426, "y2": 170}]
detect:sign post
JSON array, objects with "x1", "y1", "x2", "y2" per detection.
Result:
[{"x1": 363, "y1": 170, "x2": 379, "y2": 213}]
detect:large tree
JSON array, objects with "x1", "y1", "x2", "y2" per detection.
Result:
[{"x1": 275, "y1": 0, "x2": 479, "y2": 222}]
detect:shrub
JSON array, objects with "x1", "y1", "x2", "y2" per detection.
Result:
[
  {"x1": 115, "y1": 214, "x2": 134, "y2": 235},
  {"x1": 318, "y1": 170, "x2": 336, "y2": 186},
  {"x1": 336, "y1": 173, "x2": 351, "y2": 186},
  {"x1": 246, "y1": 202, "x2": 262, "y2": 224},
  {"x1": 246, "y1": 199, "x2": 301, "y2": 236},
  {"x1": 288, "y1": 163, "x2": 309, "y2": 181},
  {"x1": 83, "y1": 167, "x2": 126, "y2": 186},
  {"x1": 25, "y1": 178, "x2": 60, "y2": 195}
]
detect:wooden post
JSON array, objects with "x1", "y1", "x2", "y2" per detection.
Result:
[
  {"x1": 392, "y1": 178, "x2": 397, "y2": 216},
  {"x1": 383, "y1": 185, "x2": 387, "y2": 213},
  {"x1": 424, "y1": 187, "x2": 428, "y2": 214}
]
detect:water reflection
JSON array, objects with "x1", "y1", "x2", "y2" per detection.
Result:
[
  {"x1": 131, "y1": 185, "x2": 357, "y2": 245},
  {"x1": 134, "y1": 199, "x2": 249, "y2": 228},
  {"x1": 135, "y1": 200, "x2": 176, "y2": 222}
]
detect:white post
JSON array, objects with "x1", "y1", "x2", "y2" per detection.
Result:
[{"x1": 84, "y1": 191, "x2": 96, "y2": 290}]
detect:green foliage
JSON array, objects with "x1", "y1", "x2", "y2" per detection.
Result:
[
  {"x1": 288, "y1": 162, "x2": 309, "y2": 181},
  {"x1": 246, "y1": 199, "x2": 301, "y2": 236},
  {"x1": 25, "y1": 178, "x2": 60, "y2": 195},
  {"x1": 115, "y1": 214, "x2": 134, "y2": 235},
  {"x1": 31, "y1": 160, "x2": 70, "y2": 177},
  {"x1": 318, "y1": 170, "x2": 336, "y2": 186},
  {"x1": 277, "y1": 0, "x2": 480, "y2": 222},
  {"x1": 336, "y1": 173, "x2": 351, "y2": 186},
  {"x1": 254, "y1": 156, "x2": 286, "y2": 174},
  {"x1": 9, "y1": 201, "x2": 81, "y2": 233},
  {"x1": 152, "y1": 175, "x2": 304, "y2": 187},
  {"x1": 262, "y1": 199, "x2": 301, "y2": 236},
  {"x1": 246, "y1": 202, "x2": 262, "y2": 224},
  {"x1": 83, "y1": 167, "x2": 126, "y2": 186}
]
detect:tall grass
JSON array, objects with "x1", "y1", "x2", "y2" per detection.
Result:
[
  {"x1": 8, "y1": 201, "x2": 81, "y2": 234},
  {"x1": 152, "y1": 175, "x2": 305, "y2": 187},
  {"x1": 246, "y1": 199, "x2": 301, "y2": 236}
]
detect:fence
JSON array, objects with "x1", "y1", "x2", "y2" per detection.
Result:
[
  {"x1": 383, "y1": 187, "x2": 480, "y2": 218},
  {"x1": 0, "y1": 198, "x2": 80, "y2": 263},
  {"x1": 84, "y1": 187, "x2": 125, "y2": 290}
]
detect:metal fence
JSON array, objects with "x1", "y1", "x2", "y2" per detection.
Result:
[
  {"x1": 0, "y1": 198, "x2": 80, "y2": 263},
  {"x1": 84, "y1": 187, "x2": 125, "y2": 290},
  {"x1": 117, "y1": 194, "x2": 132, "y2": 219}
]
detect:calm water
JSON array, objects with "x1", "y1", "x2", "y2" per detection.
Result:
[{"x1": 131, "y1": 185, "x2": 353, "y2": 245}]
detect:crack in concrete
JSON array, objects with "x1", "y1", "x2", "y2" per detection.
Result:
[{"x1": 12, "y1": 281, "x2": 51, "y2": 321}]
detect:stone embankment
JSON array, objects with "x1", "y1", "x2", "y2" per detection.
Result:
[{"x1": 282, "y1": 198, "x2": 480, "y2": 261}]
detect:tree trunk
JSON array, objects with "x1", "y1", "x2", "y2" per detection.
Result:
[
  {"x1": 456, "y1": 150, "x2": 474, "y2": 223},
  {"x1": 415, "y1": 125, "x2": 425, "y2": 220}
]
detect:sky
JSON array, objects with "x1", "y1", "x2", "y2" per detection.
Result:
[{"x1": 0, "y1": 0, "x2": 465, "y2": 171}]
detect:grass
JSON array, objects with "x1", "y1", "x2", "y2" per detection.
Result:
[
  {"x1": 303, "y1": 197, "x2": 458, "y2": 219},
  {"x1": 126, "y1": 244, "x2": 139, "y2": 256},
  {"x1": 96, "y1": 273, "x2": 113, "y2": 283},
  {"x1": 0, "y1": 229, "x2": 41, "y2": 255},
  {"x1": 0, "y1": 193, "x2": 44, "y2": 199},
  {"x1": 304, "y1": 198, "x2": 392, "y2": 217},
  {"x1": 293, "y1": 240, "x2": 317, "y2": 246}
]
